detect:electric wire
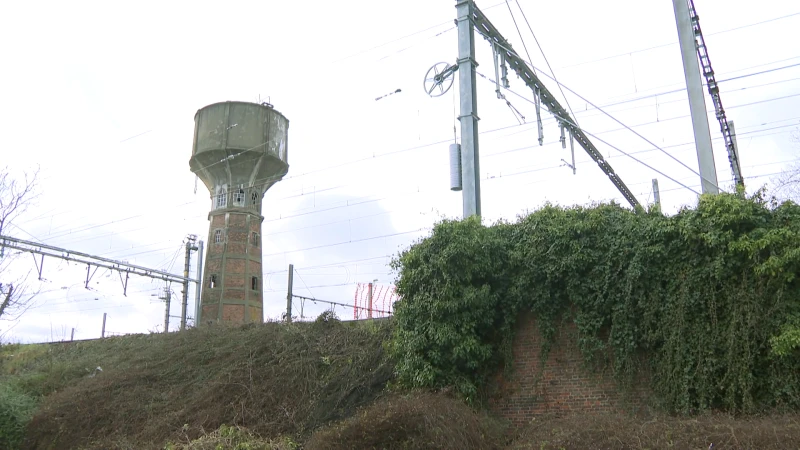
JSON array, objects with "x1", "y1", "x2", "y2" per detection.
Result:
[
  {"x1": 25, "y1": 152, "x2": 798, "y2": 316},
  {"x1": 293, "y1": 267, "x2": 316, "y2": 300},
  {"x1": 27, "y1": 61, "x2": 787, "y2": 245},
  {"x1": 512, "y1": 0, "x2": 579, "y2": 127},
  {"x1": 22, "y1": 118, "x2": 796, "y2": 269},
  {"x1": 472, "y1": 33, "x2": 717, "y2": 191},
  {"x1": 263, "y1": 228, "x2": 428, "y2": 257},
  {"x1": 292, "y1": 294, "x2": 392, "y2": 316},
  {"x1": 12, "y1": 51, "x2": 796, "y2": 268},
  {"x1": 10, "y1": 120, "x2": 796, "y2": 275},
  {"x1": 560, "y1": 10, "x2": 800, "y2": 69},
  {"x1": 264, "y1": 256, "x2": 392, "y2": 275},
  {"x1": 475, "y1": 44, "x2": 799, "y2": 192}
]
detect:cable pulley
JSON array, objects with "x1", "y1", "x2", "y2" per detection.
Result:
[{"x1": 423, "y1": 62, "x2": 458, "y2": 97}]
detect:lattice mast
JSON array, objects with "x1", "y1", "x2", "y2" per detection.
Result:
[{"x1": 686, "y1": 0, "x2": 744, "y2": 189}]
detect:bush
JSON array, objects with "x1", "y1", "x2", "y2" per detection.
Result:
[
  {"x1": 0, "y1": 383, "x2": 36, "y2": 449},
  {"x1": 390, "y1": 193, "x2": 800, "y2": 412}
]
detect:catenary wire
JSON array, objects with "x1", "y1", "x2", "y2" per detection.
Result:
[
  {"x1": 512, "y1": 0, "x2": 579, "y2": 127},
  {"x1": 560, "y1": 10, "x2": 800, "y2": 69}
]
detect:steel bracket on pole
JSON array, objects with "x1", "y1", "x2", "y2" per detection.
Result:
[
  {"x1": 569, "y1": 131, "x2": 576, "y2": 175},
  {"x1": 534, "y1": 87, "x2": 544, "y2": 146},
  {"x1": 118, "y1": 270, "x2": 129, "y2": 296},
  {"x1": 85, "y1": 264, "x2": 99, "y2": 289},
  {"x1": 32, "y1": 254, "x2": 44, "y2": 280},
  {"x1": 500, "y1": 53, "x2": 510, "y2": 88}
]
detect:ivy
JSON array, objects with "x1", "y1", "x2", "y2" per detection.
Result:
[{"x1": 388, "y1": 192, "x2": 800, "y2": 412}]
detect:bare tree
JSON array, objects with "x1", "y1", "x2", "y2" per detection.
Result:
[
  {"x1": 771, "y1": 129, "x2": 800, "y2": 202},
  {"x1": 0, "y1": 167, "x2": 39, "y2": 322}
]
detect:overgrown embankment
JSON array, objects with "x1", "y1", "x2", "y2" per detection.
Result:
[
  {"x1": 2, "y1": 316, "x2": 395, "y2": 449},
  {"x1": 4, "y1": 192, "x2": 800, "y2": 449},
  {"x1": 389, "y1": 192, "x2": 800, "y2": 412}
]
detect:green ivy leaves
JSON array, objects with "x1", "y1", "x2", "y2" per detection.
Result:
[{"x1": 389, "y1": 193, "x2": 800, "y2": 412}]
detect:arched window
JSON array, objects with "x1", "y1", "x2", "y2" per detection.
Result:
[{"x1": 251, "y1": 191, "x2": 259, "y2": 205}]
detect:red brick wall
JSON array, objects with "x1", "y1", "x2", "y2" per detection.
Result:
[{"x1": 490, "y1": 313, "x2": 649, "y2": 426}]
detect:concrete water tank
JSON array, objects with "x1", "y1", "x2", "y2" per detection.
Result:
[{"x1": 189, "y1": 101, "x2": 289, "y2": 325}]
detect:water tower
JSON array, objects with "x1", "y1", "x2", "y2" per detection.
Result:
[{"x1": 190, "y1": 101, "x2": 289, "y2": 325}]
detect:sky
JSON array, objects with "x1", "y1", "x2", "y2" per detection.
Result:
[{"x1": 1, "y1": 0, "x2": 798, "y2": 342}]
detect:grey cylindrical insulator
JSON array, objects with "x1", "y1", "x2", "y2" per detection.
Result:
[{"x1": 449, "y1": 143, "x2": 462, "y2": 191}]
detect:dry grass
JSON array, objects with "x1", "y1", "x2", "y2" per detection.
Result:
[
  {"x1": 306, "y1": 391, "x2": 507, "y2": 450},
  {"x1": 5, "y1": 319, "x2": 393, "y2": 450},
  {"x1": 164, "y1": 424, "x2": 298, "y2": 450},
  {"x1": 508, "y1": 412, "x2": 800, "y2": 449},
  {"x1": 5, "y1": 320, "x2": 800, "y2": 450}
]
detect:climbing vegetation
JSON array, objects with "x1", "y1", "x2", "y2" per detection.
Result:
[{"x1": 389, "y1": 192, "x2": 800, "y2": 412}]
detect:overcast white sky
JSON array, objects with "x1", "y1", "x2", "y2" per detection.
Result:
[{"x1": 1, "y1": 0, "x2": 798, "y2": 342}]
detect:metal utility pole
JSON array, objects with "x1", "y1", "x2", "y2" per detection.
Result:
[
  {"x1": 672, "y1": 0, "x2": 719, "y2": 194},
  {"x1": 194, "y1": 240, "x2": 204, "y2": 326},
  {"x1": 456, "y1": 0, "x2": 481, "y2": 218},
  {"x1": 652, "y1": 179, "x2": 661, "y2": 208},
  {"x1": 286, "y1": 264, "x2": 294, "y2": 323},
  {"x1": 71, "y1": 328, "x2": 75, "y2": 341},
  {"x1": 367, "y1": 282, "x2": 374, "y2": 319},
  {"x1": 180, "y1": 235, "x2": 198, "y2": 331},
  {"x1": 159, "y1": 287, "x2": 171, "y2": 332},
  {"x1": 101, "y1": 313, "x2": 107, "y2": 338}
]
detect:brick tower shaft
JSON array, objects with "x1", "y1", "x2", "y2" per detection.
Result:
[{"x1": 201, "y1": 208, "x2": 264, "y2": 324}]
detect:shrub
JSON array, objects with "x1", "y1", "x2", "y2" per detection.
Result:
[
  {"x1": 0, "y1": 383, "x2": 36, "y2": 449},
  {"x1": 389, "y1": 193, "x2": 800, "y2": 412}
]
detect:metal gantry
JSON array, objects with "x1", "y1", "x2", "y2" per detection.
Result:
[
  {"x1": 686, "y1": 0, "x2": 744, "y2": 189},
  {"x1": 469, "y1": 2, "x2": 641, "y2": 208},
  {"x1": 0, "y1": 235, "x2": 198, "y2": 295}
]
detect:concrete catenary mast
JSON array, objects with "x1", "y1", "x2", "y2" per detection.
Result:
[
  {"x1": 190, "y1": 101, "x2": 289, "y2": 325},
  {"x1": 672, "y1": 0, "x2": 719, "y2": 194}
]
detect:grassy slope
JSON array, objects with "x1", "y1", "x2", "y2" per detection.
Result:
[
  {"x1": 3, "y1": 318, "x2": 800, "y2": 450},
  {"x1": 2, "y1": 318, "x2": 394, "y2": 450}
]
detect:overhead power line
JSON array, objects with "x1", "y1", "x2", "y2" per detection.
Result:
[
  {"x1": 292, "y1": 294, "x2": 392, "y2": 316},
  {"x1": 560, "y1": 10, "x2": 800, "y2": 69},
  {"x1": 511, "y1": 0, "x2": 578, "y2": 127}
]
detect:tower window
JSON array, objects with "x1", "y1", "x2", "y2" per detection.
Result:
[
  {"x1": 209, "y1": 274, "x2": 218, "y2": 288},
  {"x1": 216, "y1": 190, "x2": 227, "y2": 208},
  {"x1": 214, "y1": 229, "x2": 223, "y2": 243},
  {"x1": 251, "y1": 192, "x2": 259, "y2": 205},
  {"x1": 251, "y1": 276, "x2": 258, "y2": 291},
  {"x1": 251, "y1": 232, "x2": 259, "y2": 246},
  {"x1": 233, "y1": 188, "x2": 245, "y2": 206}
]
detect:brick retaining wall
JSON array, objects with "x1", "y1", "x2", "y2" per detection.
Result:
[{"x1": 490, "y1": 313, "x2": 650, "y2": 426}]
